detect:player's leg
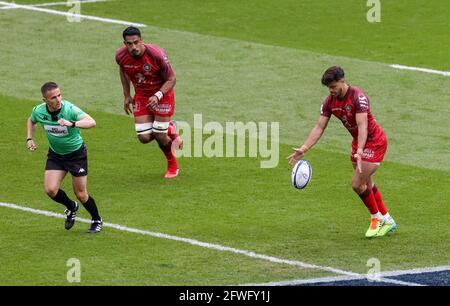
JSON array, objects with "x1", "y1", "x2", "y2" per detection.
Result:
[
  {"x1": 168, "y1": 120, "x2": 183, "y2": 150},
  {"x1": 133, "y1": 95, "x2": 179, "y2": 144},
  {"x1": 44, "y1": 169, "x2": 79, "y2": 229},
  {"x1": 135, "y1": 114, "x2": 155, "y2": 143},
  {"x1": 153, "y1": 114, "x2": 180, "y2": 178},
  {"x1": 364, "y1": 136, "x2": 396, "y2": 236},
  {"x1": 368, "y1": 177, "x2": 397, "y2": 236},
  {"x1": 132, "y1": 96, "x2": 155, "y2": 143},
  {"x1": 45, "y1": 150, "x2": 78, "y2": 212},
  {"x1": 72, "y1": 176, "x2": 103, "y2": 233},
  {"x1": 44, "y1": 170, "x2": 72, "y2": 207},
  {"x1": 367, "y1": 177, "x2": 388, "y2": 215},
  {"x1": 69, "y1": 145, "x2": 102, "y2": 233},
  {"x1": 351, "y1": 161, "x2": 383, "y2": 237}
]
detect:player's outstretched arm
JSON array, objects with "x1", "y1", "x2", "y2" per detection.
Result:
[
  {"x1": 287, "y1": 115, "x2": 329, "y2": 165},
  {"x1": 26, "y1": 117, "x2": 37, "y2": 151}
]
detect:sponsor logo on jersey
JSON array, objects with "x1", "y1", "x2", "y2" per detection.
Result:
[
  {"x1": 155, "y1": 104, "x2": 171, "y2": 114},
  {"x1": 143, "y1": 64, "x2": 152, "y2": 71},
  {"x1": 358, "y1": 94, "x2": 369, "y2": 110},
  {"x1": 135, "y1": 73, "x2": 145, "y2": 84},
  {"x1": 363, "y1": 148, "x2": 375, "y2": 159},
  {"x1": 44, "y1": 125, "x2": 69, "y2": 137}
]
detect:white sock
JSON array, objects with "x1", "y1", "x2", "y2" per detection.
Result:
[
  {"x1": 383, "y1": 212, "x2": 392, "y2": 222},
  {"x1": 371, "y1": 212, "x2": 382, "y2": 219}
]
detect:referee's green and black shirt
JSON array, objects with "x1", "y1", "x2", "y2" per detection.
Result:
[{"x1": 31, "y1": 100, "x2": 85, "y2": 155}]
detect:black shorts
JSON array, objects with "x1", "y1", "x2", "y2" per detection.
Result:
[{"x1": 45, "y1": 144, "x2": 88, "y2": 177}]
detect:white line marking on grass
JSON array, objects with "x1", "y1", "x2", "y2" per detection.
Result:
[
  {"x1": 243, "y1": 271, "x2": 429, "y2": 286},
  {"x1": 381, "y1": 265, "x2": 450, "y2": 277},
  {"x1": 0, "y1": 1, "x2": 146, "y2": 27},
  {"x1": 0, "y1": 201, "x2": 425, "y2": 286},
  {"x1": 244, "y1": 265, "x2": 450, "y2": 286},
  {"x1": 390, "y1": 64, "x2": 450, "y2": 77},
  {"x1": 0, "y1": 0, "x2": 107, "y2": 10}
]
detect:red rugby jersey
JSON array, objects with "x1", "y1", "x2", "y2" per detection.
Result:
[
  {"x1": 320, "y1": 86, "x2": 384, "y2": 142},
  {"x1": 116, "y1": 43, "x2": 174, "y2": 97}
]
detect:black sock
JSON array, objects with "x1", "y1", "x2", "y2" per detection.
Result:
[
  {"x1": 82, "y1": 196, "x2": 101, "y2": 221},
  {"x1": 51, "y1": 189, "x2": 76, "y2": 210}
]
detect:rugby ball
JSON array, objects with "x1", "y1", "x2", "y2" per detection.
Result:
[{"x1": 291, "y1": 160, "x2": 312, "y2": 189}]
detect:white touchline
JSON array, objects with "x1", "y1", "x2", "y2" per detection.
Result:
[
  {"x1": 242, "y1": 273, "x2": 425, "y2": 286},
  {"x1": 243, "y1": 265, "x2": 450, "y2": 286},
  {"x1": 0, "y1": 0, "x2": 108, "y2": 10},
  {"x1": 390, "y1": 64, "x2": 450, "y2": 77},
  {"x1": 0, "y1": 201, "x2": 423, "y2": 286},
  {"x1": 0, "y1": 1, "x2": 146, "y2": 27}
]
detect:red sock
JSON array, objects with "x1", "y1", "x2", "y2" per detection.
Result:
[
  {"x1": 168, "y1": 121, "x2": 179, "y2": 140},
  {"x1": 159, "y1": 140, "x2": 178, "y2": 170},
  {"x1": 358, "y1": 188, "x2": 379, "y2": 215},
  {"x1": 372, "y1": 185, "x2": 388, "y2": 215}
]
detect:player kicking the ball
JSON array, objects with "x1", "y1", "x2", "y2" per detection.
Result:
[
  {"x1": 288, "y1": 66, "x2": 397, "y2": 238},
  {"x1": 116, "y1": 26, "x2": 182, "y2": 178}
]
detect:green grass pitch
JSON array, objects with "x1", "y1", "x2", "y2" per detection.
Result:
[{"x1": 0, "y1": 0, "x2": 449, "y2": 285}]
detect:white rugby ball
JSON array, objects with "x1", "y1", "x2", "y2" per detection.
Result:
[{"x1": 291, "y1": 160, "x2": 312, "y2": 190}]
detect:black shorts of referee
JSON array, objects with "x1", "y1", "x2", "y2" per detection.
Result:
[{"x1": 45, "y1": 144, "x2": 88, "y2": 177}]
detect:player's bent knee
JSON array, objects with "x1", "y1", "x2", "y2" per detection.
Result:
[
  {"x1": 137, "y1": 134, "x2": 153, "y2": 143},
  {"x1": 135, "y1": 122, "x2": 153, "y2": 143},
  {"x1": 75, "y1": 191, "x2": 89, "y2": 203},
  {"x1": 44, "y1": 187, "x2": 58, "y2": 198},
  {"x1": 352, "y1": 181, "x2": 366, "y2": 193}
]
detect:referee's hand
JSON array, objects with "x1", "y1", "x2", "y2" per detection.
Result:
[
  {"x1": 27, "y1": 139, "x2": 37, "y2": 151},
  {"x1": 57, "y1": 119, "x2": 73, "y2": 127}
]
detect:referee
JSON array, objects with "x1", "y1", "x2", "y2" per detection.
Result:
[{"x1": 26, "y1": 82, "x2": 103, "y2": 233}]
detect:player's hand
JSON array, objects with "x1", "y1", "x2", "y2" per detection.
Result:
[
  {"x1": 354, "y1": 148, "x2": 363, "y2": 174},
  {"x1": 26, "y1": 139, "x2": 37, "y2": 151},
  {"x1": 146, "y1": 95, "x2": 159, "y2": 111},
  {"x1": 287, "y1": 147, "x2": 306, "y2": 166},
  {"x1": 57, "y1": 119, "x2": 72, "y2": 127},
  {"x1": 124, "y1": 96, "x2": 134, "y2": 115}
]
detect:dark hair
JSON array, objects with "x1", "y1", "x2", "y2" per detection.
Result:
[
  {"x1": 41, "y1": 82, "x2": 59, "y2": 96},
  {"x1": 123, "y1": 26, "x2": 141, "y2": 40},
  {"x1": 321, "y1": 66, "x2": 345, "y2": 86}
]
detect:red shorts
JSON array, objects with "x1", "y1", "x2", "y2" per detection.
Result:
[
  {"x1": 351, "y1": 133, "x2": 388, "y2": 163},
  {"x1": 133, "y1": 90, "x2": 175, "y2": 117}
]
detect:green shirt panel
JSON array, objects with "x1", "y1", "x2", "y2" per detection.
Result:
[{"x1": 31, "y1": 100, "x2": 85, "y2": 155}]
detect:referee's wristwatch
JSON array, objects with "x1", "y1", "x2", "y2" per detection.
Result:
[{"x1": 70, "y1": 121, "x2": 76, "y2": 127}]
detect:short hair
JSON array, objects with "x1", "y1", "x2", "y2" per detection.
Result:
[
  {"x1": 41, "y1": 82, "x2": 59, "y2": 96},
  {"x1": 321, "y1": 66, "x2": 345, "y2": 86},
  {"x1": 123, "y1": 26, "x2": 141, "y2": 40}
]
